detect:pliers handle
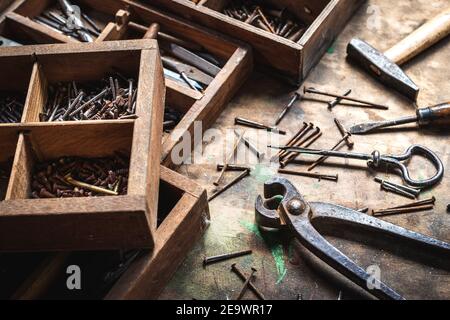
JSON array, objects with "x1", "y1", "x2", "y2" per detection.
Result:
[{"x1": 255, "y1": 177, "x2": 450, "y2": 300}]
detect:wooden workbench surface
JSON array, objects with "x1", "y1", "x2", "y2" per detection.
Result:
[{"x1": 161, "y1": 0, "x2": 450, "y2": 300}]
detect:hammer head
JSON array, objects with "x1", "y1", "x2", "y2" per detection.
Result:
[{"x1": 347, "y1": 38, "x2": 419, "y2": 101}]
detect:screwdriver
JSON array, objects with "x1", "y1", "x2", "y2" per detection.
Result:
[{"x1": 349, "y1": 102, "x2": 450, "y2": 134}]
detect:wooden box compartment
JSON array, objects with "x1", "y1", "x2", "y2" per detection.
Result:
[
  {"x1": 0, "y1": 53, "x2": 33, "y2": 123},
  {"x1": 0, "y1": 0, "x2": 15, "y2": 15},
  {"x1": 0, "y1": 133, "x2": 18, "y2": 200},
  {"x1": 149, "y1": 0, "x2": 364, "y2": 83},
  {"x1": 1, "y1": 0, "x2": 253, "y2": 167},
  {"x1": 4, "y1": 166, "x2": 209, "y2": 300},
  {"x1": 0, "y1": 40, "x2": 165, "y2": 252},
  {"x1": 3, "y1": 0, "x2": 125, "y2": 44}
]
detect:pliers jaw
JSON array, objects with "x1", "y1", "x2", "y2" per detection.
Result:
[
  {"x1": 254, "y1": 176, "x2": 450, "y2": 300},
  {"x1": 255, "y1": 177, "x2": 311, "y2": 229}
]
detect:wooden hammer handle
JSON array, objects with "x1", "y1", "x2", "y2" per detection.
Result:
[{"x1": 385, "y1": 7, "x2": 450, "y2": 65}]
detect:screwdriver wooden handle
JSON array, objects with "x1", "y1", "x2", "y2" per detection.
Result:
[
  {"x1": 143, "y1": 23, "x2": 160, "y2": 39},
  {"x1": 385, "y1": 7, "x2": 450, "y2": 65},
  {"x1": 417, "y1": 102, "x2": 450, "y2": 126}
]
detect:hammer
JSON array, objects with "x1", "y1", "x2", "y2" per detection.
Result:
[{"x1": 347, "y1": 7, "x2": 450, "y2": 101}]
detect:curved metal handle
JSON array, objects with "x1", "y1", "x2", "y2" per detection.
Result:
[{"x1": 378, "y1": 145, "x2": 444, "y2": 188}]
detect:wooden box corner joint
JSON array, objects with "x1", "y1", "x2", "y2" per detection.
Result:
[{"x1": 0, "y1": 40, "x2": 165, "y2": 252}]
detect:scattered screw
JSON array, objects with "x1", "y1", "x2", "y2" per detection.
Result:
[
  {"x1": 275, "y1": 92, "x2": 301, "y2": 125},
  {"x1": 208, "y1": 169, "x2": 250, "y2": 201},
  {"x1": 372, "y1": 204, "x2": 434, "y2": 217},
  {"x1": 203, "y1": 249, "x2": 252, "y2": 267},
  {"x1": 234, "y1": 129, "x2": 264, "y2": 160},
  {"x1": 278, "y1": 169, "x2": 338, "y2": 182},
  {"x1": 304, "y1": 87, "x2": 389, "y2": 110},
  {"x1": 380, "y1": 182, "x2": 417, "y2": 199},
  {"x1": 334, "y1": 118, "x2": 354, "y2": 148},
  {"x1": 235, "y1": 267, "x2": 257, "y2": 300},
  {"x1": 214, "y1": 130, "x2": 246, "y2": 186},
  {"x1": 231, "y1": 264, "x2": 265, "y2": 300},
  {"x1": 235, "y1": 117, "x2": 286, "y2": 135},
  {"x1": 217, "y1": 164, "x2": 251, "y2": 171},
  {"x1": 373, "y1": 197, "x2": 436, "y2": 214},
  {"x1": 357, "y1": 207, "x2": 369, "y2": 213},
  {"x1": 328, "y1": 89, "x2": 351, "y2": 110}
]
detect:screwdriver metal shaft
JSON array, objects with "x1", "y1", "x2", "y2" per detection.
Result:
[{"x1": 350, "y1": 102, "x2": 450, "y2": 134}]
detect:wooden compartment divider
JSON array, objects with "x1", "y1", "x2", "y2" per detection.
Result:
[
  {"x1": 148, "y1": 0, "x2": 364, "y2": 83},
  {"x1": 0, "y1": 0, "x2": 253, "y2": 168},
  {"x1": 8, "y1": 165, "x2": 209, "y2": 300},
  {"x1": 0, "y1": 40, "x2": 165, "y2": 252}
]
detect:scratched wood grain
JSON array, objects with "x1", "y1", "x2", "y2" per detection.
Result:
[{"x1": 161, "y1": 0, "x2": 450, "y2": 300}]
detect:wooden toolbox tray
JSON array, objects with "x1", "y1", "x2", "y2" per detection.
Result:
[
  {"x1": 148, "y1": 0, "x2": 365, "y2": 83},
  {"x1": 0, "y1": 165, "x2": 209, "y2": 300},
  {"x1": 0, "y1": 40, "x2": 165, "y2": 252},
  {"x1": 0, "y1": 0, "x2": 253, "y2": 167},
  {"x1": 0, "y1": 1, "x2": 16, "y2": 15}
]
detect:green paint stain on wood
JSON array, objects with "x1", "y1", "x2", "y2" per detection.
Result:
[
  {"x1": 241, "y1": 220, "x2": 287, "y2": 284},
  {"x1": 327, "y1": 42, "x2": 336, "y2": 54},
  {"x1": 253, "y1": 164, "x2": 275, "y2": 183}
]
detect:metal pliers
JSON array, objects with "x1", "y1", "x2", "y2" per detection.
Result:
[{"x1": 255, "y1": 177, "x2": 450, "y2": 300}]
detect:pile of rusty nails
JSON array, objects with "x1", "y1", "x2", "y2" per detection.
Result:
[
  {"x1": 203, "y1": 249, "x2": 265, "y2": 300},
  {"x1": 223, "y1": 1, "x2": 308, "y2": 42},
  {"x1": 40, "y1": 77, "x2": 138, "y2": 122},
  {"x1": 31, "y1": 153, "x2": 129, "y2": 199},
  {"x1": 0, "y1": 94, "x2": 25, "y2": 123}
]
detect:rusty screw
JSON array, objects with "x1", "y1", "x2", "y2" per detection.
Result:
[
  {"x1": 203, "y1": 249, "x2": 252, "y2": 267},
  {"x1": 231, "y1": 264, "x2": 265, "y2": 300},
  {"x1": 334, "y1": 118, "x2": 354, "y2": 148},
  {"x1": 278, "y1": 169, "x2": 339, "y2": 182},
  {"x1": 328, "y1": 89, "x2": 351, "y2": 110},
  {"x1": 235, "y1": 267, "x2": 257, "y2": 300}
]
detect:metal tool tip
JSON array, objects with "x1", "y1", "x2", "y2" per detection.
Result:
[
  {"x1": 267, "y1": 145, "x2": 282, "y2": 150},
  {"x1": 349, "y1": 122, "x2": 382, "y2": 134}
]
